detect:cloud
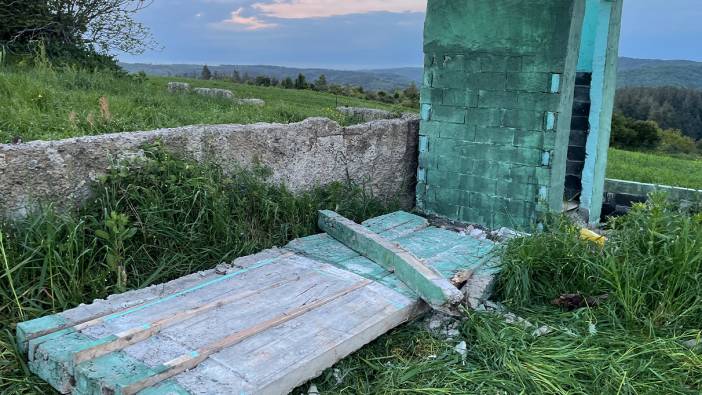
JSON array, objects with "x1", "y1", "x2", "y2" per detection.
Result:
[
  {"x1": 252, "y1": 0, "x2": 426, "y2": 19},
  {"x1": 220, "y1": 7, "x2": 277, "y2": 30}
]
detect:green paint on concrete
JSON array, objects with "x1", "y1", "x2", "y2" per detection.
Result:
[
  {"x1": 418, "y1": 0, "x2": 587, "y2": 229},
  {"x1": 23, "y1": 211, "x2": 499, "y2": 394},
  {"x1": 579, "y1": 0, "x2": 623, "y2": 224},
  {"x1": 318, "y1": 210, "x2": 463, "y2": 308},
  {"x1": 73, "y1": 351, "x2": 161, "y2": 395},
  {"x1": 16, "y1": 314, "x2": 67, "y2": 354}
]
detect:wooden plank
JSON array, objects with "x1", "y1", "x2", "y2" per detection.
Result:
[
  {"x1": 72, "y1": 278, "x2": 295, "y2": 365},
  {"x1": 116, "y1": 280, "x2": 371, "y2": 395},
  {"x1": 318, "y1": 210, "x2": 463, "y2": 311}
]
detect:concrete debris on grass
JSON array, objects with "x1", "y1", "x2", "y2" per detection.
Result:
[
  {"x1": 237, "y1": 98, "x2": 266, "y2": 106},
  {"x1": 167, "y1": 82, "x2": 191, "y2": 93},
  {"x1": 424, "y1": 312, "x2": 461, "y2": 340},
  {"x1": 193, "y1": 87, "x2": 235, "y2": 99}
]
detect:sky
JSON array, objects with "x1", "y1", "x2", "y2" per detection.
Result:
[{"x1": 119, "y1": 0, "x2": 702, "y2": 69}]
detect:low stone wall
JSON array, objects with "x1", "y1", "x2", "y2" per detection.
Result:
[
  {"x1": 337, "y1": 107, "x2": 412, "y2": 122},
  {"x1": 0, "y1": 118, "x2": 419, "y2": 218},
  {"x1": 603, "y1": 178, "x2": 702, "y2": 216}
]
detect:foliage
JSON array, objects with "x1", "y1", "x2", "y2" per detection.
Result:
[
  {"x1": 0, "y1": 144, "x2": 398, "y2": 394},
  {"x1": 0, "y1": 66, "x2": 410, "y2": 143},
  {"x1": 659, "y1": 129, "x2": 698, "y2": 155},
  {"x1": 610, "y1": 113, "x2": 663, "y2": 149},
  {"x1": 0, "y1": 0, "x2": 154, "y2": 68},
  {"x1": 200, "y1": 65, "x2": 211, "y2": 81},
  {"x1": 303, "y1": 199, "x2": 702, "y2": 394},
  {"x1": 616, "y1": 86, "x2": 702, "y2": 141},
  {"x1": 607, "y1": 148, "x2": 702, "y2": 189},
  {"x1": 498, "y1": 195, "x2": 702, "y2": 332}
]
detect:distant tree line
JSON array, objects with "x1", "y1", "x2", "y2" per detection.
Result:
[
  {"x1": 611, "y1": 86, "x2": 702, "y2": 156},
  {"x1": 195, "y1": 66, "x2": 420, "y2": 109}
]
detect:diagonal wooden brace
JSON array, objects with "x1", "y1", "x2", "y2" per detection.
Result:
[{"x1": 318, "y1": 210, "x2": 464, "y2": 312}]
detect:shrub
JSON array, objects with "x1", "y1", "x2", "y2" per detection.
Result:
[{"x1": 658, "y1": 128, "x2": 698, "y2": 155}]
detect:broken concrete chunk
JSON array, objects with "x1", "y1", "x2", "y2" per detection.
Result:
[
  {"x1": 237, "y1": 98, "x2": 265, "y2": 106},
  {"x1": 193, "y1": 87, "x2": 235, "y2": 99},
  {"x1": 167, "y1": 82, "x2": 191, "y2": 93}
]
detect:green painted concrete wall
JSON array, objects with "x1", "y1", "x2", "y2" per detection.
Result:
[
  {"x1": 418, "y1": 0, "x2": 586, "y2": 229},
  {"x1": 579, "y1": 0, "x2": 623, "y2": 224}
]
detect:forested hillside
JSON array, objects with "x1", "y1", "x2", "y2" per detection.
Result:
[{"x1": 616, "y1": 86, "x2": 702, "y2": 141}]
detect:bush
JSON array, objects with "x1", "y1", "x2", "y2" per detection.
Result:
[
  {"x1": 610, "y1": 113, "x2": 662, "y2": 149},
  {"x1": 659, "y1": 129, "x2": 698, "y2": 155}
]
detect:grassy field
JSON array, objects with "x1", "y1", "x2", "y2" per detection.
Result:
[
  {"x1": 1, "y1": 146, "x2": 700, "y2": 394},
  {"x1": 607, "y1": 148, "x2": 702, "y2": 189},
  {"x1": 0, "y1": 65, "x2": 408, "y2": 143}
]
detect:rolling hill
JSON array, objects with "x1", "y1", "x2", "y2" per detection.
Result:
[{"x1": 120, "y1": 57, "x2": 702, "y2": 92}]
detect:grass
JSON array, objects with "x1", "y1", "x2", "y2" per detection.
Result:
[
  {"x1": 1, "y1": 147, "x2": 700, "y2": 394},
  {"x1": 0, "y1": 144, "x2": 399, "y2": 394},
  {"x1": 607, "y1": 148, "x2": 702, "y2": 189},
  {"x1": 0, "y1": 65, "x2": 410, "y2": 143},
  {"x1": 302, "y1": 197, "x2": 702, "y2": 394}
]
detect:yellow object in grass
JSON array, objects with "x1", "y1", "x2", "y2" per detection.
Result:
[{"x1": 580, "y1": 228, "x2": 606, "y2": 247}]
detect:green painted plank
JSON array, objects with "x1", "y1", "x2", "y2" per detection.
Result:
[{"x1": 318, "y1": 210, "x2": 463, "y2": 310}]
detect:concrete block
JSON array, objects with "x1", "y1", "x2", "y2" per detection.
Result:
[
  {"x1": 443, "y1": 89, "x2": 478, "y2": 107},
  {"x1": 506, "y1": 73, "x2": 551, "y2": 93},
  {"x1": 475, "y1": 127, "x2": 517, "y2": 145},
  {"x1": 469, "y1": 73, "x2": 507, "y2": 91},
  {"x1": 478, "y1": 91, "x2": 519, "y2": 109},
  {"x1": 466, "y1": 108, "x2": 504, "y2": 127},
  {"x1": 432, "y1": 106, "x2": 467, "y2": 124},
  {"x1": 513, "y1": 130, "x2": 544, "y2": 149},
  {"x1": 420, "y1": 87, "x2": 443, "y2": 104},
  {"x1": 480, "y1": 54, "x2": 522, "y2": 72},
  {"x1": 502, "y1": 110, "x2": 545, "y2": 130}
]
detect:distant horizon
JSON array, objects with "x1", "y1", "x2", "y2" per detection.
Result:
[
  {"x1": 120, "y1": 56, "x2": 702, "y2": 72},
  {"x1": 119, "y1": 0, "x2": 702, "y2": 68}
]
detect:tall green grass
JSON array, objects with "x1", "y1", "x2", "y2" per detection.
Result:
[
  {"x1": 0, "y1": 66, "x2": 410, "y2": 143},
  {"x1": 0, "y1": 144, "x2": 398, "y2": 394},
  {"x1": 498, "y1": 194, "x2": 702, "y2": 333},
  {"x1": 607, "y1": 148, "x2": 702, "y2": 190}
]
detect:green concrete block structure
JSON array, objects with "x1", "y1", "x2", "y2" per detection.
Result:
[{"x1": 418, "y1": 0, "x2": 623, "y2": 228}]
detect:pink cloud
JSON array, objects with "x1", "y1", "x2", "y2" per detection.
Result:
[
  {"x1": 221, "y1": 7, "x2": 278, "y2": 30},
  {"x1": 252, "y1": 0, "x2": 426, "y2": 19}
]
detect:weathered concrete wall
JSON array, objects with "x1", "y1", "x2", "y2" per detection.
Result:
[
  {"x1": 418, "y1": 0, "x2": 586, "y2": 229},
  {"x1": 603, "y1": 178, "x2": 702, "y2": 217},
  {"x1": 0, "y1": 118, "x2": 419, "y2": 218},
  {"x1": 337, "y1": 107, "x2": 403, "y2": 122}
]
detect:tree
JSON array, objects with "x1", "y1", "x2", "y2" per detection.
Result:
[
  {"x1": 403, "y1": 82, "x2": 420, "y2": 102},
  {"x1": 314, "y1": 74, "x2": 328, "y2": 91},
  {"x1": 610, "y1": 113, "x2": 662, "y2": 150},
  {"x1": 201, "y1": 65, "x2": 211, "y2": 80},
  {"x1": 281, "y1": 77, "x2": 294, "y2": 89},
  {"x1": 0, "y1": 0, "x2": 155, "y2": 56},
  {"x1": 294, "y1": 73, "x2": 307, "y2": 90},
  {"x1": 232, "y1": 70, "x2": 241, "y2": 83}
]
